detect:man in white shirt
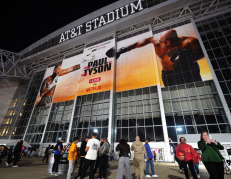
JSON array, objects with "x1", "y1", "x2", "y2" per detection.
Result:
[{"x1": 80, "y1": 132, "x2": 100, "y2": 179}]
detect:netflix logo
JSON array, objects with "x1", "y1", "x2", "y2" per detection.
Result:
[
  {"x1": 89, "y1": 77, "x2": 101, "y2": 83},
  {"x1": 86, "y1": 86, "x2": 101, "y2": 92}
]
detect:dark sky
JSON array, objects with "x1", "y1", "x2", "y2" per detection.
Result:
[{"x1": 0, "y1": 1, "x2": 118, "y2": 53}]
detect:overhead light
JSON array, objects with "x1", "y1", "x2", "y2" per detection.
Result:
[
  {"x1": 177, "y1": 128, "x2": 182, "y2": 132},
  {"x1": 94, "y1": 129, "x2": 98, "y2": 133}
]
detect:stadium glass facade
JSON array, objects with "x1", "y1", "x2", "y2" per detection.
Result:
[{"x1": 1, "y1": 0, "x2": 231, "y2": 161}]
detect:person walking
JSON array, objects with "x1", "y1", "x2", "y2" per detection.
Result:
[
  {"x1": 80, "y1": 132, "x2": 100, "y2": 179},
  {"x1": 67, "y1": 137, "x2": 79, "y2": 179},
  {"x1": 176, "y1": 137, "x2": 198, "y2": 179},
  {"x1": 198, "y1": 131, "x2": 224, "y2": 179},
  {"x1": 17, "y1": 144, "x2": 25, "y2": 164},
  {"x1": 110, "y1": 150, "x2": 115, "y2": 161},
  {"x1": 77, "y1": 136, "x2": 89, "y2": 179},
  {"x1": 48, "y1": 145, "x2": 54, "y2": 162},
  {"x1": 116, "y1": 139, "x2": 132, "y2": 179},
  {"x1": 169, "y1": 138, "x2": 184, "y2": 173},
  {"x1": 28, "y1": 147, "x2": 32, "y2": 158},
  {"x1": 153, "y1": 151, "x2": 157, "y2": 162},
  {"x1": 98, "y1": 137, "x2": 110, "y2": 179},
  {"x1": 144, "y1": 139, "x2": 158, "y2": 178},
  {"x1": 42, "y1": 145, "x2": 50, "y2": 163},
  {"x1": 5, "y1": 146, "x2": 13, "y2": 166},
  {"x1": 131, "y1": 136, "x2": 148, "y2": 179},
  {"x1": 192, "y1": 148, "x2": 202, "y2": 178},
  {"x1": 51, "y1": 139, "x2": 64, "y2": 176},
  {"x1": 12, "y1": 140, "x2": 23, "y2": 167},
  {"x1": 35, "y1": 147, "x2": 40, "y2": 157},
  {"x1": 93, "y1": 137, "x2": 104, "y2": 178}
]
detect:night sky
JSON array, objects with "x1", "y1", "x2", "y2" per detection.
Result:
[{"x1": 0, "y1": 1, "x2": 118, "y2": 53}]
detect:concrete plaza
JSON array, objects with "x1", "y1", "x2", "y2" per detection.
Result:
[{"x1": 0, "y1": 157, "x2": 230, "y2": 179}]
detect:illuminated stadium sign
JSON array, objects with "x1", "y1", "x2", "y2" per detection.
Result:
[{"x1": 59, "y1": 0, "x2": 144, "y2": 43}]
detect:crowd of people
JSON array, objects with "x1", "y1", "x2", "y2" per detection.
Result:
[
  {"x1": 63, "y1": 133, "x2": 158, "y2": 179},
  {"x1": 0, "y1": 130, "x2": 226, "y2": 179},
  {"x1": 1, "y1": 140, "x2": 25, "y2": 167}
]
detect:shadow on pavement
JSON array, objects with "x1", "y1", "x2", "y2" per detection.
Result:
[{"x1": 167, "y1": 174, "x2": 184, "y2": 179}]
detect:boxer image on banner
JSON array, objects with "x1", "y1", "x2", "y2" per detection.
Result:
[
  {"x1": 36, "y1": 63, "x2": 80, "y2": 108},
  {"x1": 106, "y1": 29, "x2": 205, "y2": 87}
]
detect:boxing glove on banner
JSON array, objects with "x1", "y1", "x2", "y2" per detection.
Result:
[
  {"x1": 48, "y1": 75, "x2": 59, "y2": 90},
  {"x1": 168, "y1": 49, "x2": 197, "y2": 64},
  {"x1": 105, "y1": 47, "x2": 127, "y2": 60}
]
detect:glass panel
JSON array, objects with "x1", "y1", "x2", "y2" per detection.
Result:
[
  {"x1": 167, "y1": 127, "x2": 177, "y2": 142},
  {"x1": 207, "y1": 125, "x2": 220, "y2": 133},
  {"x1": 186, "y1": 126, "x2": 197, "y2": 134},
  {"x1": 146, "y1": 127, "x2": 154, "y2": 141},
  {"x1": 154, "y1": 126, "x2": 164, "y2": 142},
  {"x1": 129, "y1": 128, "x2": 136, "y2": 142},
  {"x1": 197, "y1": 125, "x2": 208, "y2": 133},
  {"x1": 137, "y1": 127, "x2": 145, "y2": 142}
]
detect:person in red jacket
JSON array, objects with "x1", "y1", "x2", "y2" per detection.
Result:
[
  {"x1": 192, "y1": 148, "x2": 202, "y2": 179},
  {"x1": 176, "y1": 137, "x2": 198, "y2": 179}
]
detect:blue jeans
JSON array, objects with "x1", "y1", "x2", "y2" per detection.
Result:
[
  {"x1": 28, "y1": 151, "x2": 31, "y2": 158},
  {"x1": 194, "y1": 163, "x2": 199, "y2": 174},
  {"x1": 146, "y1": 159, "x2": 155, "y2": 175}
]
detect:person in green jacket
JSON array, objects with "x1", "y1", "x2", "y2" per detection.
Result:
[{"x1": 198, "y1": 131, "x2": 224, "y2": 179}]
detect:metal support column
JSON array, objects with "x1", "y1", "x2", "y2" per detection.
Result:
[{"x1": 66, "y1": 96, "x2": 78, "y2": 143}]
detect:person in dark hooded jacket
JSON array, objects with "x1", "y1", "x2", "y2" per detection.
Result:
[
  {"x1": 12, "y1": 140, "x2": 23, "y2": 167},
  {"x1": 77, "y1": 136, "x2": 89, "y2": 179}
]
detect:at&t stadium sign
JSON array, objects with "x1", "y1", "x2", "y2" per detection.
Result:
[{"x1": 59, "y1": 0, "x2": 144, "y2": 44}]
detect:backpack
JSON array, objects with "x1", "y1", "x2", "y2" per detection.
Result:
[
  {"x1": 54, "y1": 142, "x2": 63, "y2": 151},
  {"x1": 54, "y1": 143, "x2": 59, "y2": 150}
]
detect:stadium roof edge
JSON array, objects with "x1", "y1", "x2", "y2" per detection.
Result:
[
  {"x1": 20, "y1": 0, "x2": 199, "y2": 65},
  {"x1": 19, "y1": 0, "x2": 136, "y2": 55}
]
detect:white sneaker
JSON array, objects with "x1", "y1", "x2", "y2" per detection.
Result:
[
  {"x1": 5, "y1": 162, "x2": 9, "y2": 166},
  {"x1": 179, "y1": 169, "x2": 183, "y2": 173},
  {"x1": 197, "y1": 174, "x2": 200, "y2": 178},
  {"x1": 152, "y1": 174, "x2": 158, "y2": 178},
  {"x1": 51, "y1": 172, "x2": 55, "y2": 175},
  {"x1": 12, "y1": 165, "x2": 18, "y2": 167},
  {"x1": 55, "y1": 173, "x2": 60, "y2": 176},
  {"x1": 146, "y1": 175, "x2": 151, "y2": 178}
]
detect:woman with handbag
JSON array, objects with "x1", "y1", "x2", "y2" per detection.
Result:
[{"x1": 198, "y1": 131, "x2": 224, "y2": 179}]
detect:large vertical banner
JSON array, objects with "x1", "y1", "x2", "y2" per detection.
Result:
[
  {"x1": 116, "y1": 31, "x2": 160, "y2": 92},
  {"x1": 76, "y1": 39, "x2": 115, "y2": 96},
  {"x1": 35, "y1": 38, "x2": 116, "y2": 106},
  {"x1": 115, "y1": 23, "x2": 213, "y2": 91},
  {"x1": 53, "y1": 54, "x2": 82, "y2": 103},
  {"x1": 35, "y1": 66, "x2": 57, "y2": 108},
  {"x1": 153, "y1": 23, "x2": 213, "y2": 87},
  {"x1": 35, "y1": 60, "x2": 81, "y2": 108}
]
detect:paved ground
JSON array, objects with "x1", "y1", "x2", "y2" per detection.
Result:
[{"x1": 0, "y1": 156, "x2": 230, "y2": 179}]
